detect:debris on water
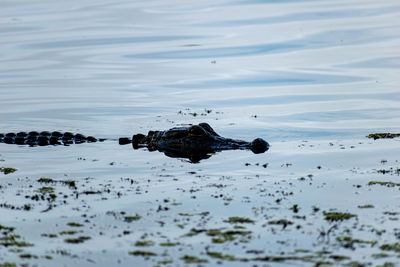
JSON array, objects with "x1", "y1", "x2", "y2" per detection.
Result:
[
  {"x1": 366, "y1": 133, "x2": 400, "y2": 139},
  {"x1": 0, "y1": 167, "x2": 17, "y2": 175},
  {"x1": 323, "y1": 212, "x2": 356, "y2": 222},
  {"x1": 64, "y1": 236, "x2": 91, "y2": 244},
  {"x1": 180, "y1": 255, "x2": 208, "y2": 264}
]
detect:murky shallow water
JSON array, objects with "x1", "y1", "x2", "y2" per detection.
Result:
[{"x1": 1, "y1": 0, "x2": 400, "y2": 266}]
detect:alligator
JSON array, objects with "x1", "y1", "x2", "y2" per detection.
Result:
[
  {"x1": 0, "y1": 123, "x2": 269, "y2": 162},
  {"x1": 130, "y1": 123, "x2": 269, "y2": 162}
]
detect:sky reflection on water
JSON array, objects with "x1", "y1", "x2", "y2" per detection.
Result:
[{"x1": 0, "y1": 0, "x2": 399, "y2": 139}]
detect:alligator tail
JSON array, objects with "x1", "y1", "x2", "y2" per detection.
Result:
[{"x1": 0, "y1": 131, "x2": 99, "y2": 146}]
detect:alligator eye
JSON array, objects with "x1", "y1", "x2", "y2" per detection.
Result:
[{"x1": 188, "y1": 126, "x2": 206, "y2": 136}]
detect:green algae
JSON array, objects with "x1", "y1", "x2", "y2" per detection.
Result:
[
  {"x1": 135, "y1": 240, "x2": 154, "y2": 247},
  {"x1": 124, "y1": 214, "x2": 141, "y2": 222},
  {"x1": 0, "y1": 263, "x2": 17, "y2": 267},
  {"x1": 19, "y1": 253, "x2": 38, "y2": 259},
  {"x1": 8, "y1": 248, "x2": 23, "y2": 253},
  {"x1": 0, "y1": 235, "x2": 32, "y2": 248},
  {"x1": 253, "y1": 255, "x2": 314, "y2": 263},
  {"x1": 37, "y1": 177, "x2": 54, "y2": 183},
  {"x1": 37, "y1": 177, "x2": 76, "y2": 188},
  {"x1": 180, "y1": 255, "x2": 208, "y2": 264},
  {"x1": 372, "y1": 253, "x2": 389, "y2": 259},
  {"x1": 209, "y1": 230, "x2": 251, "y2": 243},
  {"x1": 329, "y1": 254, "x2": 350, "y2": 261},
  {"x1": 224, "y1": 217, "x2": 255, "y2": 224},
  {"x1": 129, "y1": 250, "x2": 157, "y2": 257},
  {"x1": 158, "y1": 259, "x2": 173, "y2": 264},
  {"x1": 41, "y1": 233, "x2": 58, "y2": 238},
  {"x1": 64, "y1": 236, "x2": 91, "y2": 244},
  {"x1": 376, "y1": 263, "x2": 396, "y2": 267},
  {"x1": 59, "y1": 230, "x2": 79, "y2": 235},
  {"x1": 268, "y1": 219, "x2": 294, "y2": 227},
  {"x1": 0, "y1": 167, "x2": 17, "y2": 175},
  {"x1": 367, "y1": 133, "x2": 400, "y2": 140},
  {"x1": 0, "y1": 203, "x2": 32, "y2": 211},
  {"x1": 66, "y1": 222, "x2": 83, "y2": 227},
  {"x1": 207, "y1": 251, "x2": 237, "y2": 261},
  {"x1": 160, "y1": 241, "x2": 179, "y2": 247},
  {"x1": 290, "y1": 204, "x2": 299, "y2": 213},
  {"x1": 380, "y1": 243, "x2": 400, "y2": 253},
  {"x1": 37, "y1": 186, "x2": 54, "y2": 194},
  {"x1": 368, "y1": 181, "x2": 400, "y2": 187},
  {"x1": 357, "y1": 204, "x2": 374, "y2": 209},
  {"x1": 336, "y1": 236, "x2": 377, "y2": 249},
  {"x1": 323, "y1": 212, "x2": 356, "y2": 222}
]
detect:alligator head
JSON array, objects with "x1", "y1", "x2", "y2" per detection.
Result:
[{"x1": 131, "y1": 123, "x2": 269, "y2": 162}]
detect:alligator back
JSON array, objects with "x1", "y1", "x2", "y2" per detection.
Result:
[{"x1": 0, "y1": 131, "x2": 98, "y2": 146}]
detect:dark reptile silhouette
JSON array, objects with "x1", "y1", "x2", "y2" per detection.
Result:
[{"x1": 0, "y1": 123, "x2": 269, "y2": 163}]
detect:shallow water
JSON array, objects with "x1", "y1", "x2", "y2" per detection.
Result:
[{"x1": 1, "y1": 0, "x2": 400, "y2": 266}]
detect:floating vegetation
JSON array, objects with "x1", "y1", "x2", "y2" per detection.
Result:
[
  {"x1": 129, "y1": 250, "x2": 157, "y2": 257},
  {"x1": 59, "y1": 230, "x2": 79, "y2": 235},
  {"x1": 66, "y1": 222, "x2": 83, "y2": 227},
  {"x1": 323, "y1": 212, "x2": 356, "y2": 222},
  {"x1": 368, "y1": 181, "x2": 400, "y2": 187},
  {"x1": 358, "y1": 204, "x2": 374, "y2": 209},
  {"x1": 290, "y1": 204, "x2": 299, "y2": 213},
  {"x1": 160, "y1": 241, "x2": 179, "y2": 247},
  {"x1": 207, "y1": 251, "x2": 237, "y2": 261},
  {"x1": 380, "y1": 243, "x2": 400, "y2": 253},
  {"x1": 19, "y1": 253, "x2": 38, "y2": 259},
  {"x1": 157, "y1": 259, "x2": 173, "y2": 264},
  {"x1": 177, "y1": 108, "x2": 218, "y2": 117},
  {"x1": 0, "y1": 167, "x2": 17, "y2": 175},
  {"x1": 224, "y1": 217, "x2": 255, "y2": 224},
  {"x1": 205, "y1": 228, "x2": 252, "y2": 243},
  {"x1": 328, "y1": 255, "x2": 350, "y2": 261},
  {"x1": 124, "y1": 214, "x2": 141, "y2": 222},
  {"x1": 0, "y1": 224, "x2": 33, "y2": 248},
  {"x1": 80, "y1": 190, "x2": 101, "y2": 195},
  {"x1": 64, "y1": 236, "x2": 91, "y2": 244},
  {"x1": 253, "y1": 255, "x2": 314, "y2": 263},
  {"x1": 41, "y1": 233, "x2": 57, "y2": 238},
  {"x1": 376, "y1": 168, "x2": 400, "y2": 175},
  {"x1": 367, "y1": 133, "x2": 400, "y2": 140},
  {"x1": 268, "y1": 219, "x2": 294, "y2": 228},
  {"x1": 134, "y1": 240, "x2": 154, "y2": 247},
  {"x1": 336, "y1": 236, "x2": 377, "y2": 249},
  {"x1": 37, "y1": 177, "x2": 76, "y2": 188},
  {"x1": 371, "y1": 253, "x2": 389, "y2": 259},
  {"x1": 0, "y1": 263, "x2": 17, "y2": 267},
  {"x1": 0, "y1": 203, "x2": 31, "y2": 211},
  {"x1": 37, "y1": 186, "x2": 54, "y2": 194},
  {"x1": 180, "y1": 255, "x2": 208, "y2": 264}
]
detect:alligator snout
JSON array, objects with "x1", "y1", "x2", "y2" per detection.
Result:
[{"x1": 251, "y1": 138, "x2": 269, "y2": 154}]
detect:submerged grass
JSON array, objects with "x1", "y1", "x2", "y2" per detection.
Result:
[
  {"x1": 323, "y1": 212, "x2": 356, "y2": 222},
  {"x1": 367, "y1": 133, "x2": 400, "y2": 140},
  {"x1": 0, "y1": 167, "x2": 17, "y2": 175},
  {"x1": 180, "y1": 255, "x2": 208, "y2": 264},
  {"x1": 224, "y1": 217, "x2": 254, "y2": 224}
]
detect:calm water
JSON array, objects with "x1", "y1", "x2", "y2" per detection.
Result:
[
  {"x1": 1, "y1": 0, "x2": 399, "y2": 139},
  {"x1": 1, "y1": 0, "x2": 400, "y2": 266}
]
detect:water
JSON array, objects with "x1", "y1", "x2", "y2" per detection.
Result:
[{"x1": 1, "y1": 0, "x2": 400, "y2": 266}]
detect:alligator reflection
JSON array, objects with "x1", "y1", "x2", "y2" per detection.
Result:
[{"x1": 129, "y1": 123, "x2": 269, "y2": 163}]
